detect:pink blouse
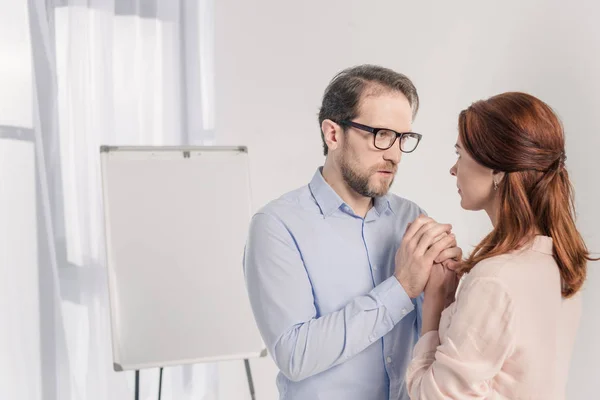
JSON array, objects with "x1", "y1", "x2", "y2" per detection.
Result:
[{"x1": 406, "y1": 236, "x2": 582, "y2": 399}]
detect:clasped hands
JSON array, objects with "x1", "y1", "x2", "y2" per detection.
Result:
[{"x1": 394, "y1": 215, "x2": 463, "y2": 309}]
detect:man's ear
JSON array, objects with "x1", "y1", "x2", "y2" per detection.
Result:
[{"x1": 321, "y1": 119, "x2": 343, "y2": 153}]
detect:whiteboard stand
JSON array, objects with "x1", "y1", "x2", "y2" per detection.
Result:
[
  {"x1": 135, "y1": 370, "x2": 139, "y2": 400},
  {"x1": 245, "y1": 359, "x2": 256, "y2": 400},
  {"x1": 100, "y1": 145, "x2": 266, "y2": 400},
  {"x1": 158, "y1": 367, "x2": 163, "y2": 400},
  {"x1": 133, "y1": 362, "x2": 254, "y2": 400}
]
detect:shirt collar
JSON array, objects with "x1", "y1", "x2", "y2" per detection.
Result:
[
  {"x1": 308, "y1": 167, "x2": 391, "y2": 218},
  {"x1": 373, "y1": 194, "x2": 392, "y2": 217},
  {"x1": 530, "y1": 235, "x2": 553, "y2": 255}
]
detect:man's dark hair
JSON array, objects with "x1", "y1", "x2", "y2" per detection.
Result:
[{"x1": 318, "y1": 64, "x2": 419, "y2": 155}]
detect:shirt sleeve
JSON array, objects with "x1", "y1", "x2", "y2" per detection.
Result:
[
  {"x1": 243, "y1": 212, "x2": 415, "y2": 382},
  {"x1": 406, "y1": 277, "x2": 516, "y2": 399}
]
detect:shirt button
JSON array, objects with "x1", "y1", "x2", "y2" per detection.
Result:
[
  {"x1": 369, "y1": 336, "x2": 375, "y2": 342},
  {"x1": 401, "y1": 308, "x2": 408, "y2": 316},
  {"x1": 386, "y1": 356, "x2": 392, "y2": 364}
]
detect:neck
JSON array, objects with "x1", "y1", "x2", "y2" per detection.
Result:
[
  {"x1": 322, "y1": 158, "x2": 373, "y2": 218},
  {"x1": 485, "y1": 188, "x2": 503, "y2": 227},
  {"x1": 485, "y1": 204, "x2": 498, "y2": 228}
]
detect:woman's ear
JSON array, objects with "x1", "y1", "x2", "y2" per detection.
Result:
[
  {"x1": 492, "y1": 170, "x2": 506, "y2": 191},
  {"x1": 492, "y1": 170, "x2": 506, "y2": 183}
]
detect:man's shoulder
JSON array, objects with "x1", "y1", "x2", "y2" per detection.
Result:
[
  {"x1": 254, "y1": 184, "x2": 316, "y2": 220},
  {"x1": 386, "y1": 193, "x2": 426, "y2": 220}
]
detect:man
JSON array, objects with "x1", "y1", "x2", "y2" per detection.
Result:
[{"x1": 243, "y1": 65, "x2": 462, "y2": 399}]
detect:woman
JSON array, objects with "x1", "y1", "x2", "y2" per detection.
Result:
[{"x1": 406, "y1": 92, "x2": 597, "y2": 399}]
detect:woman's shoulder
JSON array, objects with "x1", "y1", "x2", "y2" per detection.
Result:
[
  {"x1": 465, "y1": 236, "x2": 556, "y2": 280},
  {"x1": 465, "y1": 252, "x2": 519, "y2": 281},
  {"x1": 458, "y1": 252, "x2": 529, "y2": 296},
  {"x1": 460, "y1": 245, "x2": 557, "y2": 298}
]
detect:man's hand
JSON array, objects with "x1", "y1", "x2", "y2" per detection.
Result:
[
  {"x1": 435, "y1": 238, "x2": 463, "y2": 271},
  {"x1": 394, "y1": 215, "x2": 456, "y2": 298}
]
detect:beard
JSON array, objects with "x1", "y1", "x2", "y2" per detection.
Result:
[{"x1": 339, "y1": 146, "x2": 397, "y2": 198}]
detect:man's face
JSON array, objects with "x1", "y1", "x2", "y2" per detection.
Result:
[{"x1": 336, "y1": 90, "x2": 413, "y2": 197}]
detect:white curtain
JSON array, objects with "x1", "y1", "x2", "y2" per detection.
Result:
[{"x1": 27, "y1": 0, "x2": 218, "y2": 399}]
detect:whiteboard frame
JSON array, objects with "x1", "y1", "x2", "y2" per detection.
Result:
[
  {"x1": 100, "y1": 145, "x2": 248, "y2": 154},
  {"x1": 99, "y1": 145, "x2": 266, "y2": 372}
]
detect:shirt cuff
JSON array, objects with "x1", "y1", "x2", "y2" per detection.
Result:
[
  {"x1": 413, "y1": 330, "x2": 440, "y2": 358},
  {"x1": 373, "y1": 276, "x2": 415, "y2": 325}
]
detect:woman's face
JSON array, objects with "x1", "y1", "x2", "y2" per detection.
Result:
[{"x1": 450, "y1": 135, "x2": 498, "y2": 211}]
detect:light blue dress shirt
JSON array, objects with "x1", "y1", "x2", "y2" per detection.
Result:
[{"x1": 244, "y1": 168, "x2": 425, "y2": 400}]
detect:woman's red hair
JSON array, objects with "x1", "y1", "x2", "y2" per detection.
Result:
[{"x1": 458, "y1": 92, "x2": 596, "y2": 298}]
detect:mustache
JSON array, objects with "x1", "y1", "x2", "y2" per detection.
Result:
[{"x1": 372, "y1": 162, "x2": 397, "y2": 173}]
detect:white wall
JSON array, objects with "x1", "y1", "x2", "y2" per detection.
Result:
[
  {"x1": 0, "y1": 139, "x2": 40, "y2": 400},
  {"x1": 215, "y1": 1, "x2": 600, "y2": 399},
  {"x1": 0, "y1": 1, "x2": 41, "y2": 400},
  {"x1": 0, "y1": 0, "x2": 32, "y2": 128}
]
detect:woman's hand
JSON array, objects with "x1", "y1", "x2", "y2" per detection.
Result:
[
  {"x1": 441, "y1": 262, "x2": 462, "y2": 308},
  {"x1": 421, "y1": 263, "x2": 458, "y2": 335},
  {"x1": 425, "y1": 262, "x2": 454, "y2": 298}
]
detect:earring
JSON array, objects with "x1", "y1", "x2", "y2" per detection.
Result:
[{"x1": 493, "y1": 179, "x2": 498, "y2": 191}]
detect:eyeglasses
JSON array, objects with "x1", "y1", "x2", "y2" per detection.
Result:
[{"x1": 339, "y1": 120, "x2": 422, "y2": 153}]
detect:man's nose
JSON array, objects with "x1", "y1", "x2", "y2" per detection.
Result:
[{"x1": 383, "y1": 141, "x2": 401, "y2": 164}]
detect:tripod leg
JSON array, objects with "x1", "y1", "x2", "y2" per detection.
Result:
[
  {"x1": 244, "y1": 359, "x2": 256, "y2": 400},
  {"x1": 158, "y1": 367, "x2": 163, "y2": 400},
  {"x1": 135, "y1": 370, "x2": 140, "y2": 400}
]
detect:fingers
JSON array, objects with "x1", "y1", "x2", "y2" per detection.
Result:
[
  {"x1": 435, "y1": 246, "x2": 463, "y2": 264},
  {"x1": 442, "y1": 259, "x2": 462, "y2": 271},
  {"x1": 415, "y1": 223, "x2": 453, "y2": 255},
  {"x1": 403, "y1": 214, "x2": 432, "y2": 242},
  {"x1": 431, "y1": 231, "x2": 449, "y2": 245},
  {"x1": 424, "y1": 262, "x2": 456, "y2": 299},
  {"x1": 424, "y1": 233, "x2": 456, "y2": 263}
]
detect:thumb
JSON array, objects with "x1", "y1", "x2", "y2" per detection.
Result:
[{"x1": 442, "y1": 259, "x2": 461, "y2": 271}]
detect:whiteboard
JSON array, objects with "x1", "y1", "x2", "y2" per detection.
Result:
[{"x1": 100, "y1": 146, "x2": 265, "y2": 371}]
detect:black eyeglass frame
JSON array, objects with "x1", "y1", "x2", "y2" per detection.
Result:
[{"x1": 338, "y1": 120, "x2": 423, "y2": 153}]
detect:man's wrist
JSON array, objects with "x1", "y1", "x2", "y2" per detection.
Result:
[
  {"x1": 375, "y1": 277, "x2": 416, "y2": 324},
  {"x1": 394, "y1": 274, "x2": 418, "y2": 299}
]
